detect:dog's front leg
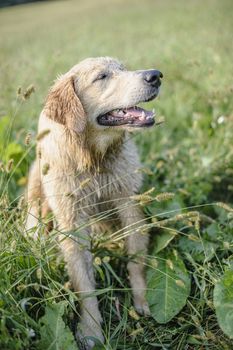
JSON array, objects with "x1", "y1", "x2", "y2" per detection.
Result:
[
  {"x1": 43, "y1": 178, "x2": 104, "y2": 349},
  {"x1": 117, "y1": 201, "x2": 150, "y2": 316},
  {"x1": 59, "y1": 231, "x2": 104, "y2": 349}
]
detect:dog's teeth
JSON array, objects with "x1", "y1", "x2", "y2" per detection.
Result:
[
  {"x1": 142, "y1": 111, "x2": 146, "y2": 119},
  {"x1": 119, "y1": 110, "x2": 124, "y2": 115}
]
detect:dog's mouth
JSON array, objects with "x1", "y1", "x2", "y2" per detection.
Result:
[{"x1": 97, "y1": 106, "x2": 155, "y2": 128}]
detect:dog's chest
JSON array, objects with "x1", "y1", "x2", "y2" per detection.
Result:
[{"x1": 82, "y1": 151, "x2": 143, "y2": 202}]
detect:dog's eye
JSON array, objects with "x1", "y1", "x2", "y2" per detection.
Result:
[
  {"x1": 99, "y1": 73, "x2": 108, "y2": 80},
  {"x1": 93, "y1": 73, "x2": 108, "y2": 82}
]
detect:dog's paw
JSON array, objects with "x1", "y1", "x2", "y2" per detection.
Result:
[
  {"x1": 134, "y1": 297, "x2": 151, "y2": 316},
  {"x1": 76, "y1": 319, "x2": 104, "y2": 350}
]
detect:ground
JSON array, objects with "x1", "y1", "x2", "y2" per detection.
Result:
[{"x1": 0, "y1": 0, "x2": 233, "y2": 349}]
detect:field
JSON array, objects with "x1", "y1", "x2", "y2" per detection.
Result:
[{"x1": 0, "y1": 0, "x2": 233, "y2": 349}]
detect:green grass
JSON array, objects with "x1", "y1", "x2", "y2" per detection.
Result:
[{"x1": 0, "y1": 0, "x2": 233, "y2": 349}]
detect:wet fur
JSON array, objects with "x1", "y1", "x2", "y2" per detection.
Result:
[{"x1": 25, "y1": 57, "x2": 152, "y2": 349}]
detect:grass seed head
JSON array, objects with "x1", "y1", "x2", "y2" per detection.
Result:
[
  {"x1": 36, "y1": 129, "x2": 50, "y2": 141},
  {"x1": 166, "y1": 259, "x2": 174, "y2": 270},
  {"x1": 129, "y1": 307, "x2": 140, "y2": 320},
  {"x1": 17, "y1": 195, "x2": 25, "y2": 210},
  {"x1": 6, "y1": 159, "x2": 14, "y2": 173},
  {"x1": 103, "y1": 256, "x2": 110, "y2": 263},
  {"x1": 0, "y1": 161, "x2": 5, "y2": 172},
  {"x1": 94, "y1": 257, "x2": 102, "y2": 265},
  {"x1": 17, "y1": 86, "x2": 22, "y2": 97},
  {"x1": 17, "y1": 284, "x2": 26, "y2": 292},
  {"x1": 175, "y1": 279, "x2": 185, "y2": 288},
  {"x1": 188, "y1": 234, "x2": 200, "y2": 242},
  {"x1": 130, "y1": 187, "x2": 155, "y2": 205},
  {"x1": 215, "y1": 202, "x2": 233, "y2": 213},
  {"x1": 155, "y1": 192, "x2": 175, "y2": 202},
  {"x1": 155, "y1": 115, "x2": 165, "y2": 125},
  {"x1": 173, "y1": 249, "x2": 178, "y2": 258},
  {"x1": 23, "y1": 84, "x2": 35, "y2": 100},
  {"x1": 42, "y1": 163, "x2": 50, "y2": 175},
  {"x1": 223, "y1": 241, "x2": 230, "y2": 250},
  {"x1": 137, "y1": 167, "x2": 154, "y2": 175},
  {"x1": 79, "y1": 178, "x2": 91, "y2": 189},
  {"x1": 24, "y1": 133, "x2": 31, "y2": 145},
  {"x1": 63, "y1": 281, "x2": 72, "y2": 289},
  {"x1": 151, "y1": 258, "x2": 158, "y2": 268},
  {"x1": 36, "y1": 268, "x2": 42, "y2": 279}
]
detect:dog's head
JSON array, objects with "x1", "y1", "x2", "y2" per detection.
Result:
[{"x1": 44, "y1": 57, "x2": 163, "y2": 133}]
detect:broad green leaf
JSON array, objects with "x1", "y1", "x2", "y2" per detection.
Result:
[
  {"x1": 178, "y1": 236, "x2": 217, "y2": 263},
  {"x1": 5, "y1": 142, "x2": 24, "y2": 162},
  {"x1": 147, "y1": 250, "x2": 191, "y2": 323},
  {"x1": 38, "y1": 301, "x2": 77, "y2": 350},
  {"x1": 154, "y1": 230, "x2": 177, "y2": 253},
  {"x1": 213, "y1": 269, "x2": 233, "y2": 339}
]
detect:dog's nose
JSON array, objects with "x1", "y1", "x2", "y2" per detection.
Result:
[{"x1": 143, "y1": 70, "x2": 163, "y2": 88}]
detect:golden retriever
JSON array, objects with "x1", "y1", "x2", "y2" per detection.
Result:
[{"x1": 25, "y1": 57, "x2": 162, "y2": 349}]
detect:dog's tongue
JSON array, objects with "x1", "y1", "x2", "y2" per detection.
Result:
[
  {"x1": 111, "y1": 106, "x2": 154, "y2": 118},
  {"x1": 98, "y1": 106, "x2": 155, "y2": 127},
  {"x1": 124, "y1": 106, "x2": 154, "y2": 117}
]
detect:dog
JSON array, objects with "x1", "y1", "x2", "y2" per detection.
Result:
[{"x1": 25, "y1": 57, "x2": 162, "y2": 349}]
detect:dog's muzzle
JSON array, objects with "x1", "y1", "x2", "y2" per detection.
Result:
[{"x1": 97, "y1": 69, "x2": 163, "y2": 128}]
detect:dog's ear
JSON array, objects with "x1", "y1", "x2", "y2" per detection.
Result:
[{"x1": 44, "y1": 75, "x2": 86, "y2": 133}]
